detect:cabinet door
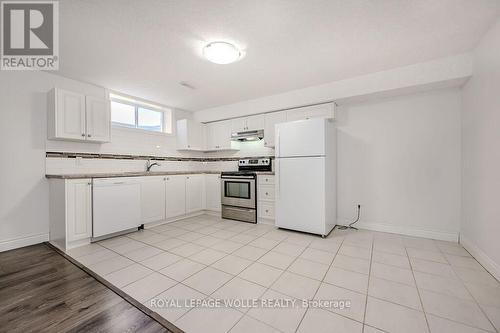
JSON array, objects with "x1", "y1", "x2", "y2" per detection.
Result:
[
  {"x1": 141, "y1": 177, "x2": 166, "y2": 223},
  {"x1": 165, "y1": 175, "x2": 186, "y2": 218},
  {"x1": 177, "y1": 119, "x2": 206, "y2": 150},
  {"x1": 285, "y1": 108, "x2": 306, "y2": 122},
  {"x1": 218, "y1": 120, "x2": 233, "y2": 149},
  {"x1": 207, "y1": 120, "x2": 232, "y2": 150},
  {"x1": 205, "y1": 174, "x2": 221, "y2": 211},
  {"x1": 264, "y1": 111, "x2": 286, "y2": 147},
  {"x1": 85, "y1": 96, "x2": 111, "y2": 142},
  {"x1": 245, "y1": 115, "x2": 265, "y2": 131},
  {"x1": 66, "y1": 179, "x2": 92, "y2": 242},
  {"x1": 287, "y1": 104, "x2": 334, "y2": 121},
  {"x1": 231, "y1": 118, "x2": 247, "y2": 132},
  {"x1": 186, "y1": 174, "x2": 204, "y2": 213},
  {"x1": 303, "y1": 103, "x2": 334, "y2": 119},
  {"x1": 55, "y1": 89, "x2": 86, "y2": 140}
]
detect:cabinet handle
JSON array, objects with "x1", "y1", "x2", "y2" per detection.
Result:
[
  {"x1": 166, "y1": 177, "x2": 170, "y2": 180},
  {"x1": 163, "y1": 177, "x2": 166, "y2": 181},
  {"x1": 81, "y1": 133, "x2": 85, "y2": 137},
  {"x1": 265, "y1": 192, "x2": 269, "y2": 195},
  {"x1": 87, "y1": 134, "x2": 92, "y2": 138},
  {"x1": 265, "y1": 209, "x2": 269, "y2": 213},
  {"x1": 186, "y1": 176, "x2": 190, "y2": 179},
  {"x1": 265, "y1": 178, "x2": 268, "y2": 182},
  {"x1": 87, "y1": 182, "x2": 91, "y2": 186}
]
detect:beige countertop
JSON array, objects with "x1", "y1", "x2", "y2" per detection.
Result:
[
  {"x1": 46, "y1": 170, "x2": 275, "y2": 179},
  {"x1": 45, "y1": 171, "x2": 222, "y2": 179}
]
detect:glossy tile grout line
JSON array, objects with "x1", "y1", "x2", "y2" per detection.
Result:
[
  {"x1": 293, "y1": 234, "x2": 345, "y2": 333},
  {"x1": 361, "y1": 237, "x2": 374, "y2": 333},
  {"x1": 405, "y1": 243, "x2": 431, "y2": 333},
  {"x1": 444, "y1": 247, "x2": 500, "y2": 333}
]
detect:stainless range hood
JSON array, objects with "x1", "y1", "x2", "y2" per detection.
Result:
[{"x1": 231, "y1": 129, "x2": 264, "y2": 141}]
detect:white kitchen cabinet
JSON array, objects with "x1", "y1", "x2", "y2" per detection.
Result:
[
  {"x1": 257, "y1": 175, "x2": 276, "y2": 222},
  {"x1": 264, "y1": 111, "x2": 287, "y2": 147},
  {"x1": 141, "y1": 176, "x2": 166, "y2": 223},
  {"x1": 231, "y1": 115, "x2": 265, "y2": 132},
  {"x1": 176, "y1": 119, "x2": 207, "y2": 151},
  {"x1": 47, "y1": 88, "x2": 111, "y2": 142},
  {"x1": 66, "y1": 179, "x2": 93, "y2": 242},
  {"x1": 85, "y1": 96, "x2": 111, "y2": 142},
  {"x1": 48, "y1": 88, "x2": 86, "y2": 141},
  {"x1": 246, "y1": 115, "x2": 265, "y2": 131},
  {"x1": 49, "y1": 178, "x2": 92, "y2": 251},
  {"x1": 206, "y1": 120, "x2": 233, "y2": 150},
  {"x1": 286, "y1": 103, "x2": 335, "y2": 122},
  {"x1": 205, "y1": 174, "x2": 221, "y2": 212},
  {"x1": 231, "y1": 118, "x2": 247, "y2": 133},
  {"x1": 186, "y1": 174, "x2": 205, "y2": 213},
  {"x1": 165, "y1": 175, "x2": 186, "y2": 219}
]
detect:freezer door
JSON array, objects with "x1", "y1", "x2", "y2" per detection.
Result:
[
  {"x1": 275, "y1": 118, "x2": 325, "y2": 158},
  {"x1": 275, "y1": 157, "x2": 326, "y2": 235}
]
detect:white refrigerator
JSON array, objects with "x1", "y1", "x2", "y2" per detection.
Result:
[{"x1": 275, "y1": 117, "x2": 336, "y2": 236}]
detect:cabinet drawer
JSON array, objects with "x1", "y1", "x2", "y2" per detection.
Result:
[
  {"x1": 258, "y1": 184, "x2": 275, "y2": 201},
  {"x1": 258, "y1": 201, "x2": 275, "y2": 219},
  {"x1": 258, "y1": 175, "x2": 275, "y2": 185}
]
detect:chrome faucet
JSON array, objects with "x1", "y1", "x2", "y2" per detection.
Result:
[{"x1": 146, "y1": 159, "x2": 160, "y2": 172}]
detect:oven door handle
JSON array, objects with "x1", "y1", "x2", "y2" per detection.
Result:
[{"x1": 221, "y1": 176, "x2": 256, "y2": 179}]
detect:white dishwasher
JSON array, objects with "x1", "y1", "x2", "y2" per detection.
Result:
[{"x1": 93, "y1": 177, "x2": 141, "y2": 238}]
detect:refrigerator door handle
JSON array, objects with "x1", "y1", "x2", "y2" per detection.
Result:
[
  {"x1": 275, "y1": 158, "x2": 280, "y2": 200},
  {"x1": 275, "y1": 128, "x2": 280, "y2": 158}
]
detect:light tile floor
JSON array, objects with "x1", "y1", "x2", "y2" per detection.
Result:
[{"x1": 67, "y1": 214, "x2": 500, "y2": 333}]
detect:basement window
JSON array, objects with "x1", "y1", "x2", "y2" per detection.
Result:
[{"x1": 110, "y1": 93, "x2": 172, "y2": 134}]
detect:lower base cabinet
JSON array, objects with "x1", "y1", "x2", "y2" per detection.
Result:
[
  {"x1": 165, "y1": 175, "x2": 187, "y2": 219},
  {"x1": 49, "y1": 178, "x2": 92, "y2": 251},
  {"x1": 49, "y1": 173, "x2": 222, "y2": 249},
  {"x1": 186, "y1": 174, "x2": 205, "y2": 213},
  {"x1": 205, "y1": 174, "x2": 221, "y2": 212},
  {"x1": 257, "y1": 175, "x2": 276, "y2": 222},
  {"x1": 141, "y1": 176, "x2": 166, "y2": 223}
]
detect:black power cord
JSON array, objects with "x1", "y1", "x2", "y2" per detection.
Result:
[{"x1": 335, "y1": 204, "x2": 361, "y2": 230}]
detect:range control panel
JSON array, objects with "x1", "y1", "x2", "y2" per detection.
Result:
[{"x1": 238, "y1": 158, "x2": 271, "y2": 166}]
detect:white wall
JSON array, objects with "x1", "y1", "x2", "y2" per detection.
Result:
[
  {"x1": 0, "y1": 70, "x2": 192, "y2": 251},
  {"x1": 336, "y1": 89, "x2": 462, "y2": 241},
  {"x1": 461, "y1": 17, "x2": 500, "y2": 280},
  {"x1": 194, "y1": 54, "x2": 472, "y2": 123}
]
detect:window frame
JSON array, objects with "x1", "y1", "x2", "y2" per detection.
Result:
[{"x1": 109, "y1": 93, "x2": 172, "y2": 135}]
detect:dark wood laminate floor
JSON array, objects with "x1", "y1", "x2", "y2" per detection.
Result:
[{"x1": 0, "y1": 243, "x2": 171, "y2": 333}]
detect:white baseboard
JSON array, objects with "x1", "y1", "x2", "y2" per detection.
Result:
[
  {"x1": 460, "y1": 235, "x2": 500, "y2": 282},
  {"x1": 338, "y1": 219, "x2": 459, "y2": 242},
  {"x1": 0, "y1": 233, "x2": 49, "y2": 252}
]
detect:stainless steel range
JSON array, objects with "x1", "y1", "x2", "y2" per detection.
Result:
[{"x1": 221, "y1": 158, "x2": 272, "y2": 223}]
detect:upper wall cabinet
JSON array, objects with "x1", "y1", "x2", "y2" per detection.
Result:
[
  {"x1": 264, "y1": 111, "x2": 287, "y2": 148},
  {"x1": 85, "y1": 96, "x2": 111, "y2": 142},
  {"x1": 206, "y1": 120, "x2": 233, "y2": 150},
  {"x1": 47, "y1": 88, "x2": 111, "y2": 143},
  {"x1": 231, "y1": 114, "x2": 265, "y2": 132},
  {"x1": 177, "y1": 119, "x2": 207, "y2": 151},
  {"x1": 286, "y1": 103, "x2": 335, "y2": 122}
]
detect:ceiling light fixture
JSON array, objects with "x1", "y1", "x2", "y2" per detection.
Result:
[{"x1": 203, "y1": 41, "x2": 242, "y2": 64}]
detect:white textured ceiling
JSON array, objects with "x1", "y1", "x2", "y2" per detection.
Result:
[{"x1": 58, "y1": 0, "x2": 500, "y2": 111}]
